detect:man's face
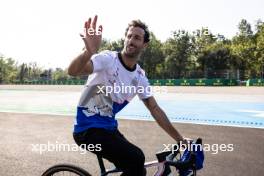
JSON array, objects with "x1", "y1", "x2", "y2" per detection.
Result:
[{"x1": 123, "y1": 26, "x2": 148, "y2": 58}]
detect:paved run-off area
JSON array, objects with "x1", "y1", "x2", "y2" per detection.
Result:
[
  {"x1": 0, "y1": 85, "x2": 264, "y2": 175},
  {"x1": 0, "y1": 112, "x2": 264, "y2": 176}
]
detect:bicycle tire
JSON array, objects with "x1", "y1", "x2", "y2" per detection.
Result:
[{"x1": 41, "y1": 164, "x2": 92, "y2": 176}]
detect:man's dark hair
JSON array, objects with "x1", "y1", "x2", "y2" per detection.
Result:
[{"x1": 125, "y1": 20, "x2": 150, "y2": 43}]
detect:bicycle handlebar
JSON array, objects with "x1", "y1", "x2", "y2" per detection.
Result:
[
  {"x1": 166, "y1": 152, "x2": 196, "y2": 169},
  {"x1": 165, "y1": 138, "x2": 202, "y2": 171}
]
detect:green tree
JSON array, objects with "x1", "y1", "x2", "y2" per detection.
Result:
[
  {"x1": 231, "y1": 19, "x2": 256, "y2": 79},
  {"x1": 52, "y1": 68, "x2": 69, "y2": 81},
  {"x1": 140, "y1": 32, "x2": 164, "y2": 78},
  {"x1": 0, "y1": 56, "x2": 18, "y2": 83},
  {"x1": 18, "y1": 63, "x2": 28, "y2": 82},
  {"x1": 99, "y1": 39, "x2": 124, "y2": 52},
  {"x1": 190, "y1": 27, "x2": 219, "y2": 78},
  {"x1": 197, "y1": 42, "x2": 239, "y2": 78},
  {"x1": 163, "y1": 30, "x2": 194, "y2": 78},
  {"x1": 254, "y1": 20, "x2": 264, "y2": 78}
]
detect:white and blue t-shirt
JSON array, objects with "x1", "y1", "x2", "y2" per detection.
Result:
[{"x1": 73, "y1": 50, "x2": 152, "y2": 133}]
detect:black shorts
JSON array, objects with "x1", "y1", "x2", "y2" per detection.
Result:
[{"x1": 73, "y1": 128, "x2": 146, "y2": 176}]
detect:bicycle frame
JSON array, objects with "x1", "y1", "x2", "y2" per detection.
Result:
[
  {"x1": 100, "y1": 159, "x2": 168, "y2": 176},
  {"x1": 97, "y1": 140, "x2": 200, "y2": 176},
  {"x1": 41, "y1": 138, "x2": 202, "y2": 176},
  {"x1": 144, "y1": 160, "x2": 167, "y2": 176}
]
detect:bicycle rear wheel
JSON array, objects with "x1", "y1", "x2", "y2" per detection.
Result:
[{"x1": 42, "y1": 164, "x2": 92, "y2": 176}]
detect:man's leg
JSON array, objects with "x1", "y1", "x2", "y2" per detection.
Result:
[{"x1": 73, "y1": 128, "x2": 146, "y2": 176}]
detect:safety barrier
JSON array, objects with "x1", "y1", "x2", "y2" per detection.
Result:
[
  {"x1": 11, "y1": 80, "x2": 86, "y2": 85},
  {"x1": 149, "y1": 79, "x2": 239, "y2": 86},
  {"x1": 246, "y1": 79, "x2": 264, "y2": 86},
  {"x1": 9, "y1": 79, "x2": 264, "y2": 86}
]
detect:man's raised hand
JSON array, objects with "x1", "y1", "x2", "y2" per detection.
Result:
[{"x1": 80, "y1": 15, "x2": 103, "y2": 54}]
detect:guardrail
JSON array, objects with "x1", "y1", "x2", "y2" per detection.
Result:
[
  {"x1": 11, "y1": 80, "x2": 86, "y2": 85},
  {"x1": 7, "y1": 79, "x2": 264, "y2": 86},
  {"x1": 149, "y1": 79, "x2": 239, "y2": 86},
  {"x1": 246, "y1": 79, "x2": 264, "y2": 86}
]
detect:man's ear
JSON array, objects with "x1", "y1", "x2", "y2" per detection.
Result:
[{"x1": 143, "y1": 42, "x2": 148, "y2": 49}]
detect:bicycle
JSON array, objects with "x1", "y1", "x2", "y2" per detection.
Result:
[{"x1": 41, "y1": 138, "x2": 203, "y2": 176}]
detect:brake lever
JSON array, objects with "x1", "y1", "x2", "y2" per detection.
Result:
[{"x1": 169, "y1": 152, "x2": 196, "y2": 170}]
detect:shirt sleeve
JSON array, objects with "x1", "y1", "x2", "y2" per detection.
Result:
[
  {"x1": 137, "y1": 75, "x2": 153, "y2": 100},
  {"x1": 91, "y1": 50, "x2": 114, "y2": 73}
]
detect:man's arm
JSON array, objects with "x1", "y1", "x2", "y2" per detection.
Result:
[
  {"x1": 68, "y1": 15, "x2": 102, "y2": 76},
  {"x1": 143, "y1": 96, "x2": 184, "y2": 142},
  {"x1": 68, "y1": 50, "x2": 93, "y2": 76}
]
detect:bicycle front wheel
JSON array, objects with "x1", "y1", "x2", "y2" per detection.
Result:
[{"x1": 42, "y1": 164, "x2": 92, "y2": 176}]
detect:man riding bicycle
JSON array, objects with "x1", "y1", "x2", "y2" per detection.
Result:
[{"x1": 68, "y1": 15, "x2": 187, "y2": 176}]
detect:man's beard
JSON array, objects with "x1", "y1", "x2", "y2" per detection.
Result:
[{"x1": 123, "y1": 45, "x2": 141, "y2": 58}]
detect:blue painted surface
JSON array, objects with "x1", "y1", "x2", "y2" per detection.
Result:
[
  {"x1": 0, "y1": 90, "x2": 264, "y2": 128},
  {"x1": 117, "y1": 98, "x2": 264, "y2": 128}
]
